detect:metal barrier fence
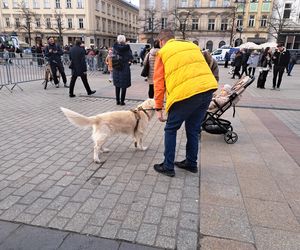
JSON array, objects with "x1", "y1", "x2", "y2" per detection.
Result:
[{"x1": 0, "y1": 53, "x2": 105, "y2": 92}]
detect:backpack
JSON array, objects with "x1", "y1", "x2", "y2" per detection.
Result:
[{"x1": 111, "y1": 51, "x2": 123, "y2": 70}]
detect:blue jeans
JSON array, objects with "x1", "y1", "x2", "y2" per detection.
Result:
[{"x1": 163, "y1": 91, "x2": 213, "y2": 170}]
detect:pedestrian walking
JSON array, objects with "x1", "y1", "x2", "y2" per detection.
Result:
[
  {"x1": 105, "y1": 48, "x2": 113, "y2": 83},
  {"x1": 153, "y1": 29, "x2": 218, "y2": 177},
  {"x1": 240, "y1": 49, "x2": 250, "y2": 76},
  {"x1": 143, "y1": 40, "x2": 160, "y2": 98},
  {"x1": 247, "y1": 50, "x2": 260, "y2": 76},
  {"x1": 287, "y1": 53, "x2": 297, "y2": 76},
  {"x1": 231, "y1": 51, "x2": 242, "y2": 79},
  {"x1": 112, "y1": 35, "x2": 133, "y2": 105},
  {"x1": 224, "y1": 51, "x2": 230, "y2": 68},
  {"x1": 68, "y1": 40, "x2": 96, "y2": 98},
  {"x1": 257, "y1": 47, "x2": 272, "y2": 89},
  {"x1": 36, "y1": 44, "x2": 44, "y2": 67},
  {"x1": 272, "y1": 43, "x2": 290, "y2": 90},
  {"x1": 44, "y1": 37, "x2": 68, "y2": 88}
]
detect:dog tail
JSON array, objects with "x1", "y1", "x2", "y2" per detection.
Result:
[{"x1": 61, "y1": 107, "x2": 95, "y2": 129}]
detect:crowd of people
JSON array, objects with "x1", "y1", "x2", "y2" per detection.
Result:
[{"x1": 228, "y1": 43, "x2": 297, "y2": 90}]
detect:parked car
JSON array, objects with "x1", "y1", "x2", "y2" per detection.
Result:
[{"x1": 211, "y1": 48, "x2": 230, "y2": 64}]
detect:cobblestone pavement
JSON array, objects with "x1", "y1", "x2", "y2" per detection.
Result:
[{"x1": 0, "y1": 64, "x2": 299, "y2": 249}]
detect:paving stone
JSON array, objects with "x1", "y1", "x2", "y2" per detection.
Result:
[
  {"x1": 92, "y1": 185, "x2": 110, "y2": 199},
  {"x1": 200, "y1": 236, "x2": 256, "y2": 250},
  {"x1": 252, "y1": 226, "x2": 300, "y2": 250},
  {"x1": 117, "y1": 172, "x2": 133, "y2": 183},
  {"x1": 119, "y1": 191, "x2": 136, "y2": 205},
  {"x1": 244, "y1": 198, "x2": 300, "y2": 232},
  {"x1": 31, "y1": 209, "x2": 57, "y2": 227},
  {"x1": 200, "y1": 204, "x2": 254, "y2": 243},
  {"x1": 100, "y1": 219, "x2": 122, "y2": 239},
  {"x1": 48, "y1": 216, "x2": 70, "y2": 230},
  {"x1": 89, "y1": 208, "x2": 111, "y2": 226},
  {"x1": 179, "y1": 213, "x2": 198, "y2": 231},
  {"x1": 47, "y1": 196, "x2": 70, "y2": 211},
  {"x1": 56, "y1": 176, "x2": 76, "y2": 187},
  {"x1": 177, "y1": 229, "x2": 198, "y2": 250},
  {"x1": 143, "y1": 175, "x2": 157, "y2": 185},
  {"x1": 0, "y1": 195, "x2": 21, "y2": 210},
  {"x1": 0, "y1": 204, "x2": 27, "y2": 220},
  {"x1": 131, "y1": 196, "x2": 149, "y2": 212},
  {"x1": 15, "y1": 213, "x2": 36, "y2": 224},
  {"x1": 167, "y1": 189, "x2": 183, "y2": 202},
  {"x1": 143, "y1": 207, "x2": 163, "y2": 224},
  {"x1": 119, "y1": 242, "x2": 160, "y2": 250},
  {"x1": 118, "y1": 229, "x2": 137, "y2": 242},
  {"x1": 136, "y1": 224, "x2": 157, "y2": 245},
  {"x1": 58, "y1": 202, "x2": 82, "y2": 218},
  {"x1": 13, "y1": 183, "x2": 36, "y2": 196},
  {"x1": 159, "y1": 217, "x2": 178, "y2": 237},
  {"x1": 79, "y1": 198, "x2": 102, "y2": 214},
  {"x1": 71, "y1": 189, "x2": 93, "y2": 202},
  {"x1": 155, "y1": 235, "x2": 176, "y2": 249},
  {"x1": 29, "y1": 174, "x2": 49, "y2": 185},
  {"x1": 170, "y1": 178, "x2": 185, "y2": 189},
  {"x1": 18, "y1": 190, "x2": 42, "y2": 205},
  {"x1": 100, "y1": 193, "x2": 120, "y2": 208},
  {"x1": 110, "y1": 204, "x2": 129, "y2": 221},
  {"x1": 42, "y1": 186, "x2": 64, "y2": 199},
  {"x1": 181, "y1": 198, "x2": 199, "y2": 214},
  {"x1": 163, "y1": 201, "x2": 180, "y2": 218},
  {"x1": 64, "y1": 213, "x2": 91, "y2": 232},
  {"x1": 149, "y1": 193, "x2": 167, "y2": 208},
  {"x1": 35, "y1": 179, "x2": 57, "y2": 192},
  {"x1": 125, "y1": 180, "x2": 142, "y2": 192},
  {"x1": 122, "y1": 210, "x2": 143, "y2": 231},
  {"x1": 81, "y1": 224, "x2": 102, "y2": 235},
  {"x1": 137, "y1": 184, "x2": 154, "y2": 198},
  {"x1": 61, "y1": 184, "x2": 82, "y2": 197},
  {"x1": 25, "y1": 198, "x2": 52, "y2": 215}
]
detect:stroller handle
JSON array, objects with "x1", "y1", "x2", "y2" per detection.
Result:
[{"x1": 244, "y1": 76, "x2": 255, "y2": 88}]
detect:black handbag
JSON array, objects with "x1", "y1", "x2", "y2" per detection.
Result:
[{"x1": 141, "y1": 54, "x2": 150, "y2": 77}]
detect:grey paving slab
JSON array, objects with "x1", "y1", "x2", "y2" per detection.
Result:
[{"x1": 200, "y1": 236, "x2": 256, "y2": 250}]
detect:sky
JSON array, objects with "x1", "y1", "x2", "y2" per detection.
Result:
[{"x1": 128, "y1": 0, "x2": 139, "y2": 7}]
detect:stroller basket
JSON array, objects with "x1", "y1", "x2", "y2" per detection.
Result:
[{"x1": 202, "y1": 76, "x2": 255, "y2": 144}]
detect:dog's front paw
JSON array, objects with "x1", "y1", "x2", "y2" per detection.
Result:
[
  {"x1": 102, "y1": 147, "x2": 110, "y2": 153},
  {"x1": 134, "y1": 141, "x2": 137, "y2": 148},
  {"x1": 140, "y1": 146, "x2": 148, "y2": 151},
  {"x1": 94, "y1": 159, "x2": 101, "y2": 164}
]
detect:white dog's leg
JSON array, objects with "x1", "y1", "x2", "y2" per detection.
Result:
[
  {"x1": 94, "y1": 144, "x2": 101, "y2": 164},
  {"x1": 100, "y1": 146, "x2": 110, "y2": 153},
  {"x1": 139, "y1": 137, "x2": 148, "y2": 151},
  {"x1": 134, "y1": 133, "x2": 147, "y2": 151},
  {"x1": 93, "y1": 134, "x2": 108, "y2": 163}
]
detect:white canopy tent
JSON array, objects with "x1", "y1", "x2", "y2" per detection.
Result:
[
  {"x1": 239, "y1": 42, "x2": 262, "y2": 50},
  {"x1": 259, "y1": 42, "x2": 277, "y2": 49}
]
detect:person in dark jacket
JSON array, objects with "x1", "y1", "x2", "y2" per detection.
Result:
[
  {"x1": 240, "y1": 49, "x2": 250, "y2": 76},
  {"x1": 257, "y1": 47, "x2": 272, "y2": 89},
  {"x1": 112, "y1": 35, "x2": 133, "y2": 105},
  {"x1": 287, "y1": 52, "x2": 297, "y2": 76},
  {"x1": 68, "y1": 40, "x2": 96, "y2": 97},
  {"x1": 224, "y1": 51, "x2": 230, "y2": 68},
  {"x1": 272, "y1": 43, "x2": 290, "y2": 90},
  {"x1": 44, "y1": 37, "x2": 68, "y2": 88},
  {"x1": 231, "y1": 51, "x2": 242, "y2": 79}
]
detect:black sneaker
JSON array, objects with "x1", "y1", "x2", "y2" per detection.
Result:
[
  {"x1": 153, "y1": 163, "x2": 175, "y2": 177},
  {"x1": 69, "y1": 94, "x2": 76, "y2": 98},
  {"x1": 64, "y1": 84, "x2": 69, "y2": 88},
  {"x1": 174, "y1": 159, "x2": 198, "y2": 173},
  {"x1": 88, "y1": 90, "x2": 96, "y2": 95}
]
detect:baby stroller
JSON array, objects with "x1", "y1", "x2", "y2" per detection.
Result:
[{"x1": 202, "y1": 76, "x2": 255, "y2": 144}]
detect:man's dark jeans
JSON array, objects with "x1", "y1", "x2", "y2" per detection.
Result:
[
  {"x1": 273, "y1": 65, "x2": 285, "y2": 88},
  {"x1": 50, "y1": 61, "x2": 67, "y2": 85},
  {"x1": 164, "y1": 90, "x2": 213, "y2": 170}
]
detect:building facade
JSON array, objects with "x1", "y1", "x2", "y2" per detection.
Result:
[
  {"x1": 0, "y1": 0, "x2": 138, "y2": 47},
  {"x1": 139, "y1": 0, "x2": 274, "y2": 51},
  {"x1": 270, "y1": 0, "x2": 300, "y2": 49}
]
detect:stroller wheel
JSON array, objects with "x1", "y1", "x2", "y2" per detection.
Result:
[{"x1": 224, "y1": 131, "x2": 238, "y2": 144}]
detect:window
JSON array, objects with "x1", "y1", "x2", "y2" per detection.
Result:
[
  {"x1": 96, "y1": 18, "x2": 100, "y2": 30},
  {"x1": 237, "y1": 15, "x2": 243, "y2": 27},
  {"x1": 23, "y1": 0, "x2": 29, "y2": 8},
  {"x1": 102, "y1": 18, "x2": 106, "y2": 32},
  {"x1": 112, "y1": 6, "x2": 115, "y2": 16},
  {"x1": 5, "y1": 17, "x2": 10, "y2": 27},
  {"x1": 221, "y1": 19, "x2": 228, "y2": 31},
  {"x1": 46, "y1": 17, "x2": 51, "y2": 28},
  {"x1": 56, "y1": 0, "x2": 61, "y2": 8},
  {"x1": 180, "y1": 22, "x2": 186, "y2": 31},
  {"x1": 206, "y1": 40, "x2": 213, "y2": 51},
  {"x1": 44, "y1": 0, "x2": 50, "y2": 8},
  {"x1": 162, "y1": 0, "x2": 168, "y2": 10},
  {"x1": 107, "y1": 4, "x2": 110, "y2": 15},
  {"x1": 15, "y1": 18, "x2": 20, "y2": 28},
  {"x1": 208, "y1": 19, "x2": 215, "y2": 30},
  {"x1": 260, "y1": 15, "x2": 267, "y2": 27},
  {"x1": 36, "y1": 18, "x2": 41, "y2": 27},
  {"x1": 67, "y1": 18, "x2": 72, "y2": 28},
  {"x1": 161, "y1": 17, "x2": 167, "y2": 29},
  {"x1": 13, "y1": 0, "x2": 18, "y2": 8},
  {"x1": 78, "y1": 18, "x2": 84, "y2": 29},
  {"x1": 219, "y1": 41, "x2": 226, "y2": 48},
  {"x1": 192, "y1": 19, "x2": 198, "y2": 30},
  {"x1": 210, "y1": 0, "x2": 216, "y2": 7},
  {"x1": 148, "y1": 17, "x2": 153, "y2": 30},
  {"x1": 283, "y1": 3, "x2": 292, "y2": 19},
  {"x1": 108, "y1": 20, "x2": 111, "y2": 32},
  {"x1": 2, "y1": 0, "x2": 9, "y2": 8},
  {"x1": 248, "y1": 15, "x2": 255, "y2": 27},
  {"x1": 77, "y1": 0, "x2": 83, "y2": 8},
  {"x1": 147, "y1": 0, "x2": 155, "y2": 8},
  {"x1": 33, "y1": 0, "x2": 40, "y2": 8},
  {"x1": 194, "y1": 0, "x2": 200, "y2": 7},
  {"x1": 102, "y1": 1, "x2": 105, "y2": 13},
  {"x1": 180, "y1": 0, "x2": 188, "y2": 7},
  {"x1": 66, "y1": 0, "x2": 72, "y2": 8},
  {"x1": 223, "y1": 0, "x2": 230, "y2": 7}
]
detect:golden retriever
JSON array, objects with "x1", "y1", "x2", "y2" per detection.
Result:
[{"x1": 61, "y1": 99, "x2": 155, "y2": 163}]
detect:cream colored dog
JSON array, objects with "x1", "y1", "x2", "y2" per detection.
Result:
[{"x1": 61, "y1": 99, "x2": 155, "y2": 163}]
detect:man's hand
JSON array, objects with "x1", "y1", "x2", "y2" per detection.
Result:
[{"x1": 156, "y1": 110, "x2": 166, "y2": 122}]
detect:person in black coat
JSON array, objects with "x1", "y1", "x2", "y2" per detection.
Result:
[
  {"x1": 231, "y1": 51, "x2": 242, "y2": 79},
  {"x1": 112, "y1": 35, "x2": 133, "y2": 105},
  {"x1": 44, "y1": 37, "x2": 68, "y2": 88},
  {"x1": 240, "y1": 49, "x2": 250, "y2": 76},
  {"x1": 68, "y1": 40, "x2": 96, "y2": 97},
  {"x1": 257, "y1": 47, "x2": 272, "y2": 89},
  {"x1": 272, "y1": 43, "x2": 290, "y2": 90}
]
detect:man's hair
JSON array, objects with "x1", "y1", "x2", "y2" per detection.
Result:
[
  {"x1": 153, "y1": 40, "x2": 160, "y2": 49},
  {"x1": 277, "y1": 42, "x2": 284, "y2": 47},
  {"x1": 75, "y1": 39, "x2": 82, "y2": 46},
  {"x1": 157, "y1": 29, "x2": 175, "y2": 42},
  {"x1": 193, "y1": 40, "x2": 199, "y2": 46}
]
